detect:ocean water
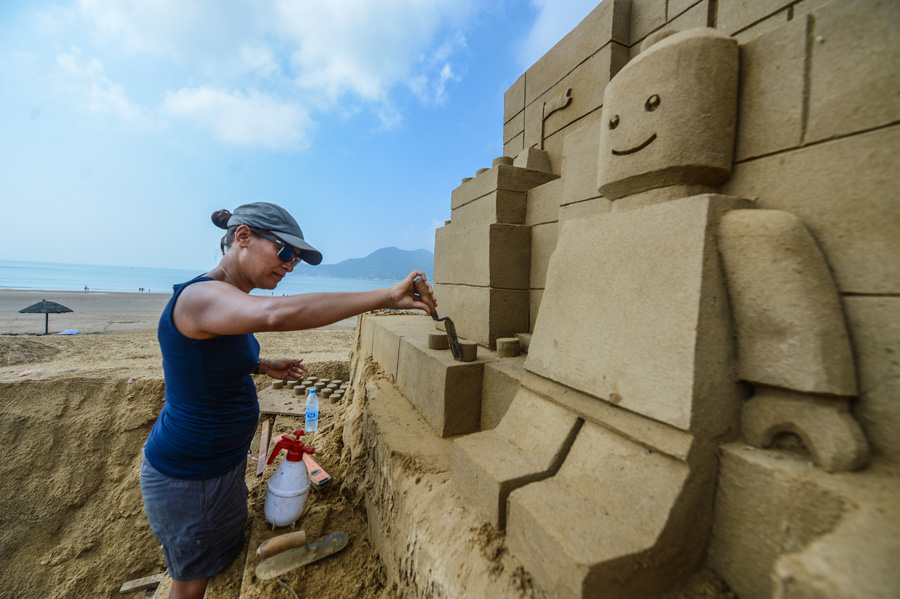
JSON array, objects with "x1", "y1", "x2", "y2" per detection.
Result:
[{"x1": 0, "y1": 260, "x2": 398, "y2": 295}]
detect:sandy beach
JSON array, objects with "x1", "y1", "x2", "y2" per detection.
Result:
[{"x1": 0, "y1": 289, "x2": 357, "y2": 336}]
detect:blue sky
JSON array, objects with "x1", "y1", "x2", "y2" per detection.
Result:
[{"x1": 1, "y1": 0, "x2": 600, "y2": 271}]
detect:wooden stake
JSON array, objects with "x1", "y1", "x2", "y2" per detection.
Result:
[
  {"x1": 256, "y1": 418, "x2": 271, "y2": 477},
  {"x1": 119, "y1": 573, "x2": 166, "y2": 594}
]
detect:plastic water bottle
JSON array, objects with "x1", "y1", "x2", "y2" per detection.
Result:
[{"x1": 305, "y1": 388, "x2": 319, "y2": 432}]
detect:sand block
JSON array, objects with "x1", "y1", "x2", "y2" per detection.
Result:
[
  {"x1": 523, "y1": 0, "x2": 629, "y2": 106},
  {"x1": 735, "y1": 16, "x2": 806, "y2": 161},
  {"x1": 506, "y1": 422, "x2": 699, "y2": 599},
  {"x1": 843, "y1": 296, "x2": 900, "y2": 461},
  {"x1": 525, "y1": 176, "x2": 562, "y2": 226},
  {"x1": 561, "y1": 120, "x2": 605, "y2": 207},
  {"x1": 450, "y1": 190, "x2": 527, "y2": 228},
  {"x1": 434, "y1": 223, "x2": 531, "y2": 289},
  {"x1": 523, "y1": 43, "x2": 627, "y2": 151},
  {"x1": 457, "y1": 340, "x2": 477, "y2": 362},
  {"x1": 512, "y1": 147, "x2": 552, "y2": 172},
  {"x1": 371, "y1": 316, "x2": 434, "y2": 380},
  {"x1": 629, "y1": 0, "x2": 666, "y2": 43},
  {"x1": 427, "y1": 332, "x2": 449, "y2": 350},
  {"x1": 807, "y1": 0, "x2": 900, "y2": 143},
  {"x1": 388, "y1": 321, "x2": 496, "y2": 437},
  {"x1": 526, "y1": 194, "x2": 746, "y2": 433},
  {"x1": 597, "y1": 29, "x2": 738, "y2": 200},
  {"x1": 358, "y1": 316, "x2": 377, "y2": 359},
  {"x1": 708, "y1": 443, "x2": 900, "y2": 599},
  {"x1": 530, "y1": 222, "x2": 557, "y2": 290},
  {"x1": 451, "y1": 388, "x2": 580, "y2": 528},
  {"x1": 722, "y1": 126, "x2": 900, "y2": 295},
  {"x1": 432, "y1": 283, "x2": 529, "y2": 349},
  {"x1": 504, "y1": 109, "x2": 524, "y2": 145},
  {"x1": 451, "y1": 163, "x2": 558, "y2": 210},
  {"x1": 504, "y1": 73, "x2": 525, "y2": 125},
  {"x1": 495, "y1": 337, "x2": 520, "y2": 358},
  {"x1": 717, "y1": 0, "x2": 793, "y2": 34},
  {"x1": 504, "y1": 131, "x2": 524, "y2": 159},
  {"x1": 481, "y1": 355, "x2": 526, "y2": 430},
  {"x1": 718, "y1": 209, "x2": 857, "y2": 395}
]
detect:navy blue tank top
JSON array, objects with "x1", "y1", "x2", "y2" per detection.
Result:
[{"x1": 144, "y1": 275, "x2": 260, "y2": 479}]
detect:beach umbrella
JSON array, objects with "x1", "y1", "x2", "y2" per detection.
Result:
[{"x1": 18, "y1": 299, "x2": 73, "y2": 335}]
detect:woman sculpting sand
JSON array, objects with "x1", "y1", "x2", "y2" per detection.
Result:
[{"x1": 140, "y1": 202, "x2": 435, "y2": 599}]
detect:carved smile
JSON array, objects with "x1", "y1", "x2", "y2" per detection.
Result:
[{"x1": 611, "y1": 133, "x2": 657, "y2": 155}]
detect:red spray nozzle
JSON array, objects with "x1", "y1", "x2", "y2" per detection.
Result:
[{"x1": 267, "y1": 428, "x2": 315, "y2": 464}]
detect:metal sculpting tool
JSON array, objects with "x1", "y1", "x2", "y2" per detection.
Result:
[{"x1": 414, "y1": 278, "x2": 463, "y2": 361}]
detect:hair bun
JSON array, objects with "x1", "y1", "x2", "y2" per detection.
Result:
[{"x1": 211, "y1": 209, "x2": 232, "y2": 229}]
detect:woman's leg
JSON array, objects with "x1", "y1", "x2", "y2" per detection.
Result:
[{"x1": 169, "y1": 578, "x2": 208, "y2": 599}]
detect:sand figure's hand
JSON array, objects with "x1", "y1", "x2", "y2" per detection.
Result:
[
  {"x1": 265, "y1": 358, "x2": 307, "y2": 380},
  {"x1": 388, "y1": 271, "x2": 437, "y2": 313}
]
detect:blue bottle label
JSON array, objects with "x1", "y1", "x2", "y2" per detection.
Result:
[{"x1": 306, "y1": 410, "x2": 318, "y2": 420}]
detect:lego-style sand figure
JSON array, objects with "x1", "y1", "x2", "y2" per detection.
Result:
[
  {"x1": 457, "y1": 28, "x2": 869, "y2": 598},
  {"x1": 597, "y1": 27, "x2": 868, "y2": 472}
]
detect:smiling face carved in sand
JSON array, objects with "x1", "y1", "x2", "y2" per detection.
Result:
[{"x1": 597, "y1": 28, "x2": 739, "y2": 200}]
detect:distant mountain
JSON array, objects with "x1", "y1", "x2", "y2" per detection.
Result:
[{"x1": 294, "y1": 247, "x2": 434, "y2": 281}]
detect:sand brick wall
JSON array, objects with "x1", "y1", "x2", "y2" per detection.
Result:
[{"x1": 502, "y1": 0, "x2": 899, "y2": 461}]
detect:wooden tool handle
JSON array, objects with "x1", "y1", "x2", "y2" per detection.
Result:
[
  {"x1": 413, "y1": 277, "x2": 436, "y2": 315},
  {"x1": 257, "y1": 530, "x2": 307, "y2": 560}
]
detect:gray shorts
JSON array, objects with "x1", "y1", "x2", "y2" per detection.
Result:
[{"x1": 140, "y1": 452, "x2": 248, "y2": 581}]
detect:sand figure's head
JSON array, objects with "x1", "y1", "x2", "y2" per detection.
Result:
[{"x1": 597, "y1": 28, "x2": 738, "y2": 200}]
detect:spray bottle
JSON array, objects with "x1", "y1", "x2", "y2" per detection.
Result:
[{"x1": 264, "y1": 429, "x2": 315, "y2": 528}]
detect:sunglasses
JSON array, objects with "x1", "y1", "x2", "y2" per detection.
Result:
[{"x1": 256, "y1": 232, "x2": 303, "y2": 266}]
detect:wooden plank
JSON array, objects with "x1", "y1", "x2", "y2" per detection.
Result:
[
  {"x1": 119, "y1": 573, "x2": 166, "y2": 594},
  {"x1": 256, "y1": 418, "x2": 271, "y2": 477},
  {"x1": 258, "y1": 386, "x2": 305, "y2": 416}
]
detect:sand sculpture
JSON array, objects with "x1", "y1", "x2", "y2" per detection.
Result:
[
  {"x1": 8, "y1": 2, "x2": 894, "y2": 597},
  {"x1": 351, "y1": 1, "x2": 899, "y2": 597}
]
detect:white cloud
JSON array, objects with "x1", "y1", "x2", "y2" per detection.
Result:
[
  {"x1": 515, "y1": 0, "x2": 600, "y2": 70},
  {"x1": 237, "y1": 44, "x2": 280, "y2": 79},
  {"x1": 70, "y1": 0, "x2": 479, "y2": 142},
  {"x1": 77, "y1": 0, "x2": 257, "y2": 59},
  {"x1": 275, "y1": 0, "x2": 473, "y2": 108},
  {"x1": 161, "y1": 86, "x2": 311, "y2": 150},
  {"x1": 55, "y1": 48, "x2": 162, "y2": 130}
]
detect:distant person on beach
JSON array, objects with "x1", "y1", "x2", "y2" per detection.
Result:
[{"x1": 140, "y1": 201, "x2": 435, "y2": 599}]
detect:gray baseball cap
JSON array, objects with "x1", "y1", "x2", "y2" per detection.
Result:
[{"x1": 227, "y1": 202, "x2": 323, "y2": 265}]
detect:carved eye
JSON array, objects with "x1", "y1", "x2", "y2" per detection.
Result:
[
  {"x1": 608, "y1": 115, "x2": 620, "y2": 129},
  {"x1": 645, "y1": 94, "x2": 661, "y2": 111}
]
